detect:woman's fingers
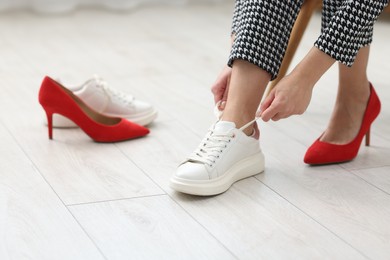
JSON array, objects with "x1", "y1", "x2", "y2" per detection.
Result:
[
  {"x1": 258, "y1": 90, "x2": 276, "y2": 119},
  {"x1": 260, "y1": 100, "x2": 280, "y2": 122},
  {"x1": 219, "y1": 82, "x2": 229, "y2": 110},
  {"x1": 260, "y1": 90, "x2": 275, "y2": 110},
  {"x1": 260, "y1": 71, "x2": 316, "y2": 122},
  {"x1": 211, "y1": 66, "x2": 232, "y2": 108},
  {"x1": 211, "y1": 81, "x2": 225, "y2": 104}
]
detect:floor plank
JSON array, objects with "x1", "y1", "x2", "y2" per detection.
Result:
[
  {"x1": 69, "y1": 195, "x2": 236, "y2": 260},
  {"x1": 173, "y1": 179, "x2": 366, "y2": 260},
  {"x1": 352, "y1": 166, "x2": 390, "y2": 194},
  {"x1": 0, "y1": 123, "x2": 105, "y2": 260}
]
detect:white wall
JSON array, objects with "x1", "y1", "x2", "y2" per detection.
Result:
[{"x1": 0, "y1": 0, "x2": 229, "y2": 13}]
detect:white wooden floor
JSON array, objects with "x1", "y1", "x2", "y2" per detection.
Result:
[{"x1": 1, "y1": 2, "x2": 390, "y2": 260}]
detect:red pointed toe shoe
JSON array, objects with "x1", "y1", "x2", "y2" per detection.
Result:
[
  {"x1": 38, "y1": 76, "x2": 150, "y2": 142},
  {"x1": 304, "y1": 83, "x2": 381, "y2": 165}
]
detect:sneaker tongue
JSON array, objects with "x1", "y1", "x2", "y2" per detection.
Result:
[
  {"x1": 74, "y1": 78, "x2": 99, "y2": 95},
  {"x1": 214, "y1": 121, "x2": 236, "y2": 133}
]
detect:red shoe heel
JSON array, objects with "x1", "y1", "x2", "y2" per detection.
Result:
[
  {"x1": 39, "y1": 76, "x2": 150, "y2": 142},
  {"x1": 304, "y1": 83, "x2": 380, "y2": 165},
  {"x1": 44, "y1": 109, "x2": 54, "y2": 139},
  {"x1": 365, "y1": 127, "x2": 370, "y2": 147}
]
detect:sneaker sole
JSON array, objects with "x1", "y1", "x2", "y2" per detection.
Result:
[
  {"x1": 47, "y1": 110, "x2": 158, "y2": 128},
  {"x1": 170, "y1": 152, "x2": 265, "y2": 196}
]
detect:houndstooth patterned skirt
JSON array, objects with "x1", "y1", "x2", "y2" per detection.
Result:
[{"x1": 228, "y1": 0, "x2": 389, "y2": 80}]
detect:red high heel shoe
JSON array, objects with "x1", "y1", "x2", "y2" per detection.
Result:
[
  {"x1": 304, "y1": 83, "x2": 381, "y2": 165},
  {"x1": 39, "y1": 76, "x2": 150, "y2": 142}
]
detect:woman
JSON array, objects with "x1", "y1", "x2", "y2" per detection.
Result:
[{"x1": 170, "y1": 0, "x2": 389, "y2": 196}]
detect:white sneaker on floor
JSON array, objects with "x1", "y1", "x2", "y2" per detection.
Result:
[
  {"x1": 170, "y1": 120, "x2": 265, "y2": 196},
  {"x1": 51, "y1": 75, "x2": 158, "y2": 127}
]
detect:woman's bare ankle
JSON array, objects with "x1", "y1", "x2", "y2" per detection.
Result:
[{"x1": 221, "y1": 115, "x2": 257, "y2": 136}]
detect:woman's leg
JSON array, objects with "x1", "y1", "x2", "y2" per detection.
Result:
[
  {"x1": 223, "y1": 0, "x2": 304, "y2": 135},
  {"x1": 222, "y1": 60, "x2": 270, "y2": 135},
  {"x1": 320, "y1": 46, "x2": 371, "y2": 144}
]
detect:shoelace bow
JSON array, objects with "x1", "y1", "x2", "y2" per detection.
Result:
[{"x1": 93, "y1": 75, "x2": 135, "y2": 106}]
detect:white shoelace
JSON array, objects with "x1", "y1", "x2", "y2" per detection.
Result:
[
  {"x1": 213, "y1": 100, "x2": 260, "y2": 124},
  {"x1": 187, "y1": 102, "x2": 259, "y2": 167},
  {"x1": 93, "y1": 75, "x2": 135, "y2": 106},
  {"x1": 188, "y1": 130, "x2": 235, "y2": 167}
]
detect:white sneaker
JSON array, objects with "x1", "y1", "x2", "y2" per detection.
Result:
[
  {"x1": 51, "y1": 75, "x2": 158, "y2": 127},
  {"x1": 170, "y1": 120, "x2": 265, "y2": 196}
]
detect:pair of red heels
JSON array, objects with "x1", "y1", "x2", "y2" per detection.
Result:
[
  {"x1": 304, "y1": 83, "x2": 381, "y2": 165},
  {"x1": 39, "y1": 76, "x2": 150, "y2": 143}
]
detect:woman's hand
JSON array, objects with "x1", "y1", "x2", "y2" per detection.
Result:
[
  {"x1": 258, "y1": 73, "x2": 314, "y2": 121},
  {"x1": 211, "y1": 65, "x2": 232, "y2": 111},
  {"x1": 259, "y1": 47, "x2": 335, "y2": 121}
]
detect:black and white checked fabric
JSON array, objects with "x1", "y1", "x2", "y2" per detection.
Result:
[
  {"x1": 315, "y1": 0, "x2": 389, "y2": 66},
  {"x1": 229, "y1": 0, "x2": 303, "y2": 80},
  {"x1": 228, "y1": 0, "x2": 389, "y2": 80}
]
